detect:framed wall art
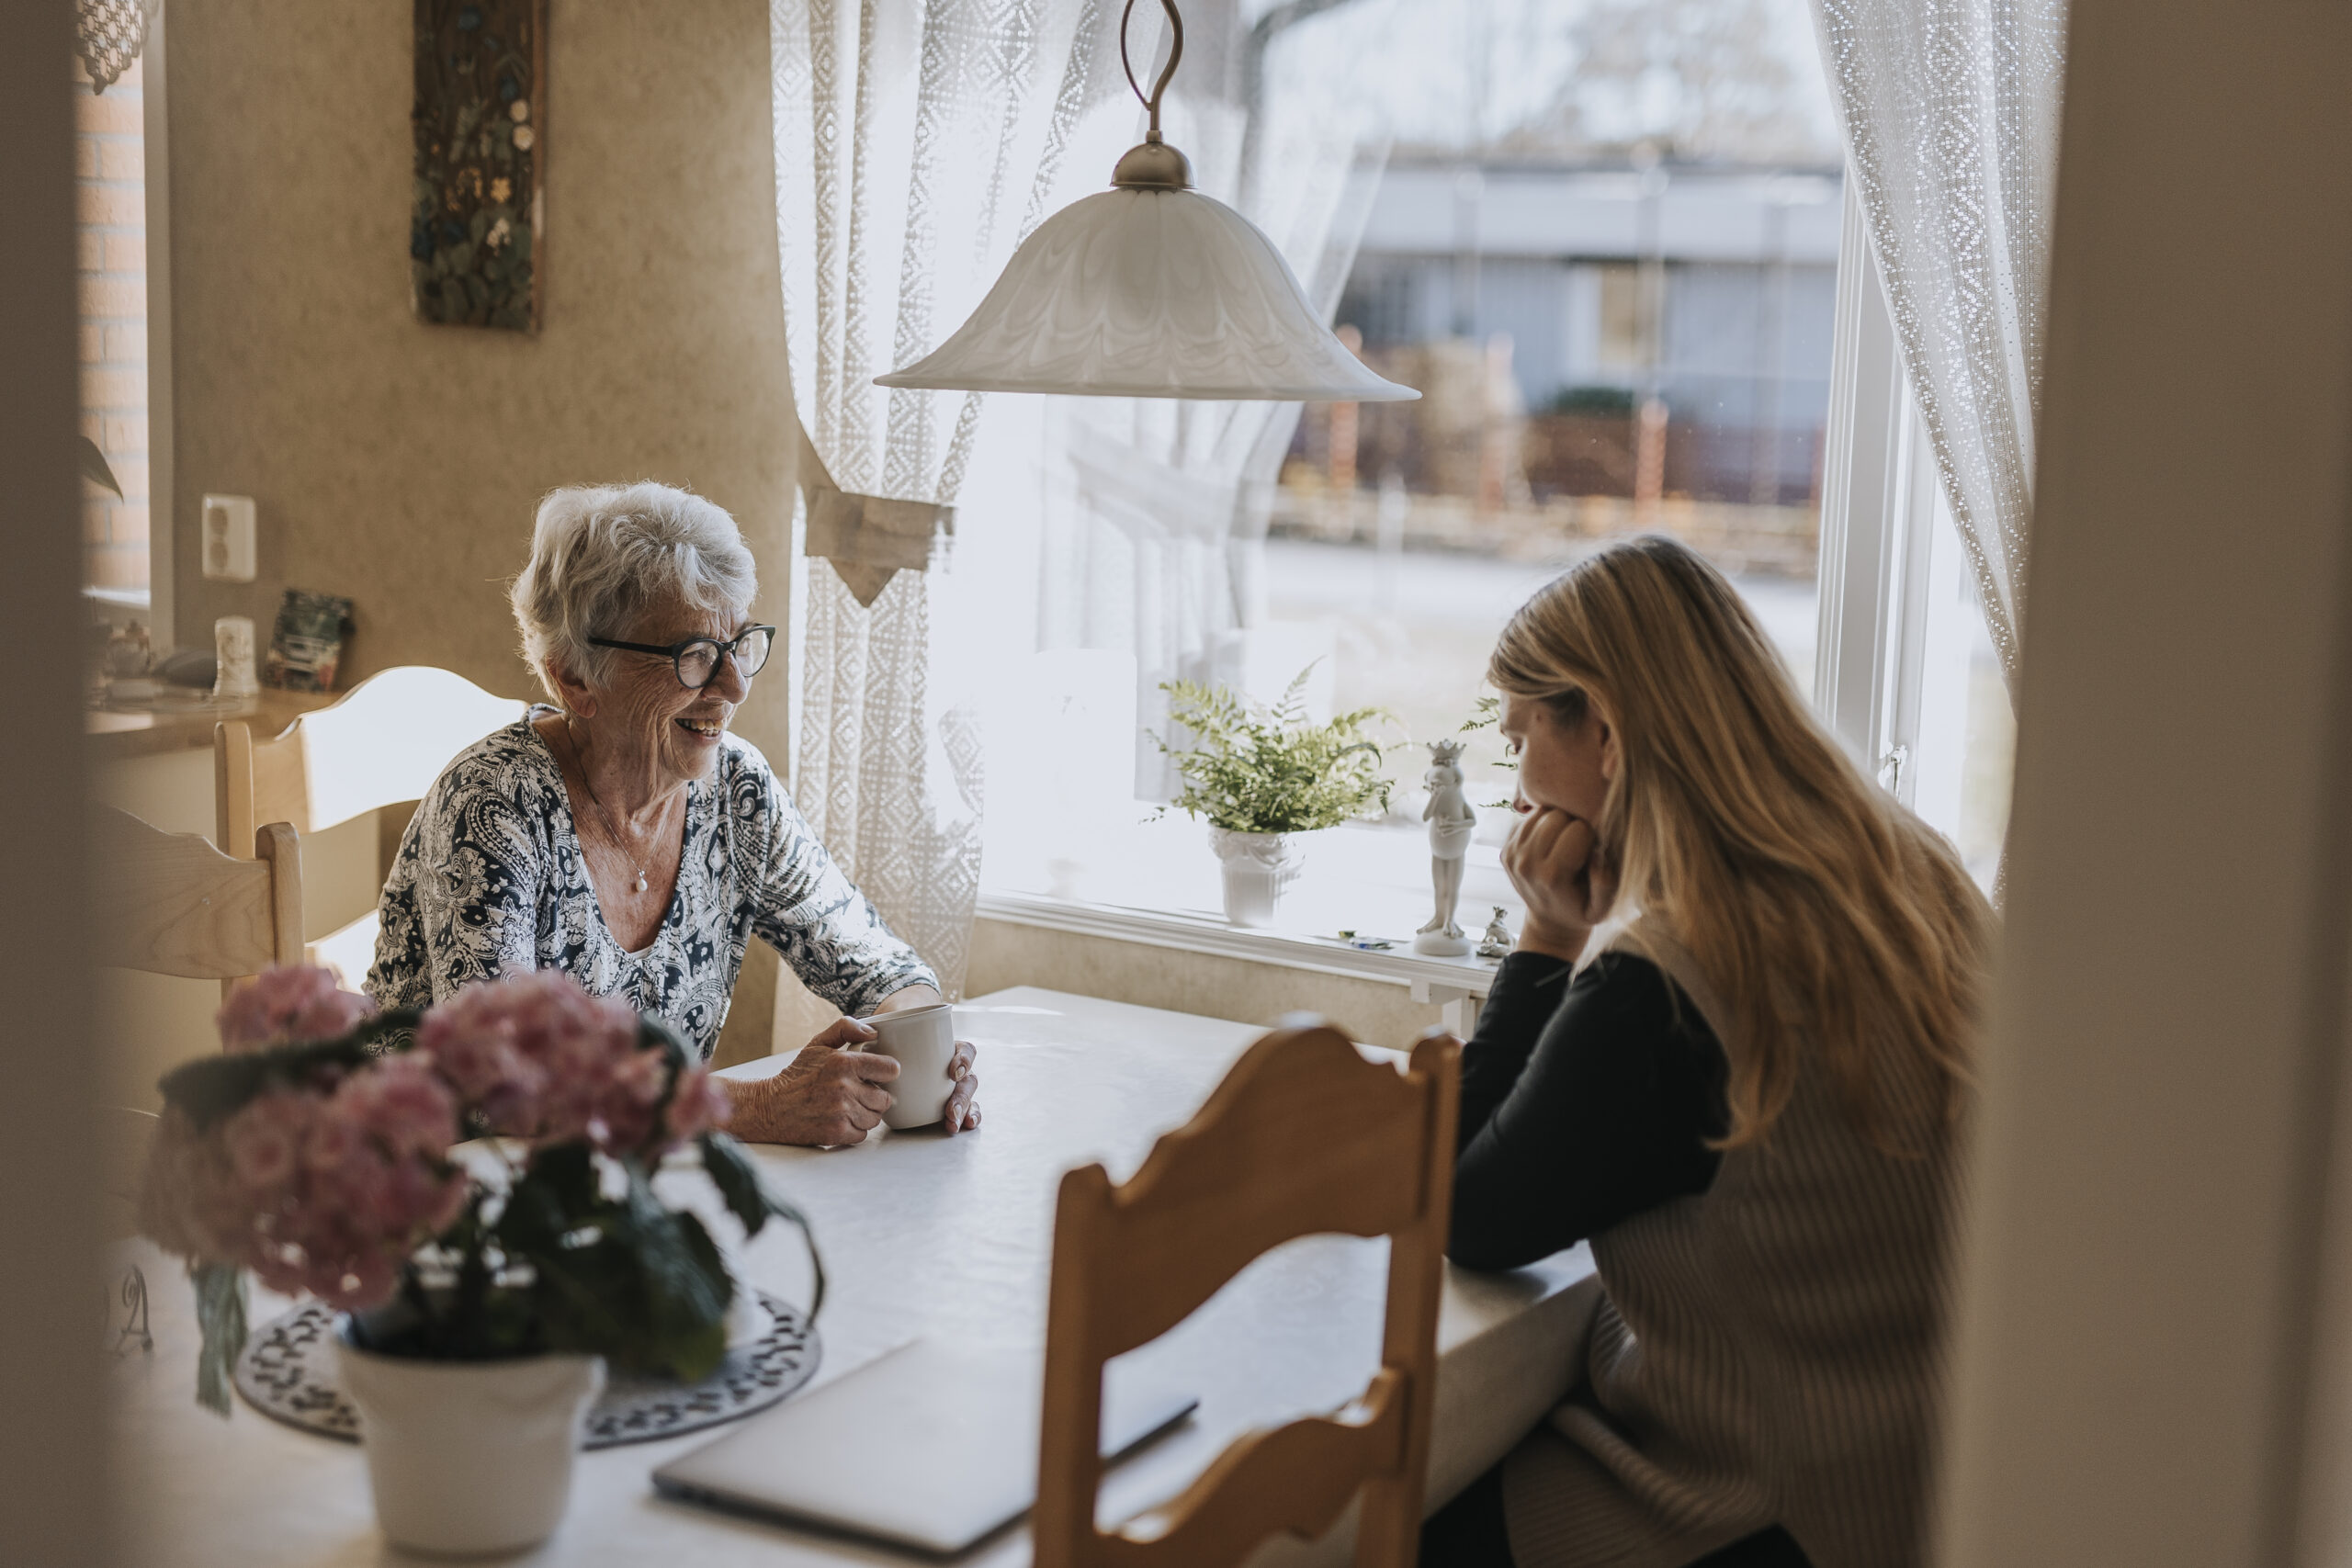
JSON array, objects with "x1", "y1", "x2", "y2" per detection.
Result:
[{"x1": 412, "y1": 0, "x2": 545, "y2": 333}]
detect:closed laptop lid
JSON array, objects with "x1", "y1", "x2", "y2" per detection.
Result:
[{"x1": 651, "y1": 1338, "x2": 1197, "y2": 1555}]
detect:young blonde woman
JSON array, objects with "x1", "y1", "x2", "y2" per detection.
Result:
[{"x1": 1421, "y1": 536, "x2": 1994, "y2": 1568}]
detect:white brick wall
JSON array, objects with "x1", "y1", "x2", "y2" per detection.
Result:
[{"x1": 75, "y1": 56, "x2": 149, "y2": 593}]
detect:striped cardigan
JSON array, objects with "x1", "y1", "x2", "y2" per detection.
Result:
[{"x1": 1498, "y1": 922, "x2": 1962, "y2": 1568}]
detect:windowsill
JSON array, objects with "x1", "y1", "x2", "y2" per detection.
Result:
[
  {"x1": 977, "y1": 887, "x2": 1509, "y2": 1001},
  {"x1": 978, "y1": 814, "x2": 1525, "y2": 1003}
]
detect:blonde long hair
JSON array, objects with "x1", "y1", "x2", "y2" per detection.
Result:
[{"x1": 1489, "y1": 536, "x2": 1993, "y2": 1149}]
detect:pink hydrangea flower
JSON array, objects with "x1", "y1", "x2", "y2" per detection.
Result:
[
  {"x1": 216, "y1": 965, "x2": 376, "y2": 1053},
  {"x1": 415, "y1": 971, "x2": 706, "y2": 1157},
  {"x1": 145, "y1": 969, "x2": 725, "y2": 1326},
  {"x1": 139, "y1": 1108, "x2": 255, "y2": 1265},
  {"x1": 150, "y1": 1055, "x2": 465, "y2": 1314},
  {"x1": 223, "y1": 1088, "x2": 313, "y2": 1190},
  {"x1": 251, "y1": 1056, "x2": 466, "y2": 1309}
]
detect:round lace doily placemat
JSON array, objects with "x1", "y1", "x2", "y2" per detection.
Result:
[{"x1": 232, "y1": 1292, "x2": 820, "y2": 1449}]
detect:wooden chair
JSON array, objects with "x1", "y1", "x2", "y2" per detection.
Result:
[
  {"x1": 1035, "y1": 1025, "x2": 1462, "y2": 1568},
  {"x1": 94, "y1": 807, "x2": 304, "y2": 999},
  {"x1": 215, "y1": 665, "x2": 526, "y2": 974},
  {"x1": 215, "y1": 663, "x2": 527, "y2": 852}
]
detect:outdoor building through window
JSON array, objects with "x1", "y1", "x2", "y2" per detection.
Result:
[
  {"x1": 950, "y1": 0, "x2": 2013, "y2": 933},
  {"x1": 1266, "y1": 0, "x2": 1841, "y2": 805}
]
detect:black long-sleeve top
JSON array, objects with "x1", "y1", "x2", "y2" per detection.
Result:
[{"x1": 1449, "y1": 949, "x2": 1732, "y2": 1270}]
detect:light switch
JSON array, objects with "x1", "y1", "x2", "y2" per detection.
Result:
[{"x1": 200, "y1": 494, "x2": 256, "y2": 582}]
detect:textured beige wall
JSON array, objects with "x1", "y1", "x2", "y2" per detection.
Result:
[
  {"x1": 163, "y1": 0, "x2": 796, "y2": 1059},
  {"x1": 967, "y1": 919, "x2": 1463, "y2": 1051},
  {"x1": 163, "y1": 0, "x2": 795, "y2": 736}
]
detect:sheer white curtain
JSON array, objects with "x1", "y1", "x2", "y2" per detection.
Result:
[
  {"x1": 1034, "y1": 112, "x2": 1386, "y2": 796},
  {"x1": 769, "y1": 0, "x2": 1126, "y2": 994},
  {"x1": 1812, "y1": 0, "x2": 2067, "y2": 694}
]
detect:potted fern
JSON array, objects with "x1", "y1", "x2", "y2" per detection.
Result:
[{"x1": 1156, "y1": 669, "x2": 1393, "y2": 927}]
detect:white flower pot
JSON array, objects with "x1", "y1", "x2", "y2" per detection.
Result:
[
  {"x1": 337, "y1": 1327, "x2": 605, "y2": 1557},
  {"x1": 1210, "y1": 828, "x2": 1304, "y2": 928}
]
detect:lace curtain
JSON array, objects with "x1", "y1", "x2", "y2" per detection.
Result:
[
  {"x1": 75, "y1": 0, "x2": 159, "y2": 93},
  {"x1": 769, "y1": 0, "x2": 1128, "y2": 995},
  {"x1": 1811, "y1": 0, "x2": 2068, "y2": 694}
]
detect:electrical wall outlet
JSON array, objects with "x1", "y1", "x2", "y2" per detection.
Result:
[{"x1": 200, "y1": 494, "x2": 256, "y2": 582}]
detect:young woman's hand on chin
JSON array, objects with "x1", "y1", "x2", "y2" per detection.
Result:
[{"x1": 1502, "y1": 807, "x2": 1619, "y2": 964}]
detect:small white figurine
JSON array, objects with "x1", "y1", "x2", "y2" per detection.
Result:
[
  {"x1": 212, "y1": 615, "x2": 259, "y2": 700},
  {"x1": 1414, "y1": 739, "x2": 1478, "y2": 956},
  {"x1": 1476, "y1": 907, "x2": 1514, "y2": 959}
]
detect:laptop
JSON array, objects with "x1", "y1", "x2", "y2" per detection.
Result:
[{"x1": 651, "y1": 1338, "x2": 1198, "y2": 1555}]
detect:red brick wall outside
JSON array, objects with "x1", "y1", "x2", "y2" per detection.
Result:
[{"x1": 75, "y1": 56, "x2": 149, "y2": 593}]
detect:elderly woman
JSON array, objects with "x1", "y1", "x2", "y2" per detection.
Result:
[{"x1": 366, "y1": 481, "x2": 978, "y2": 1145}]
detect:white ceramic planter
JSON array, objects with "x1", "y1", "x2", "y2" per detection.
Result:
[
  {"x1": 337, "y1": 1327, "x2": 605, "y2": 1557},
  {"x1": 1209, "y1": 828, "x2": 1304, "y2": 928}
]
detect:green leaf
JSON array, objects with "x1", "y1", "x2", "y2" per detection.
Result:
[
  {"x1": 531, "y1": 1143, "x2": 602, "y2": 1216},
  {"x1": 582, "y1": 1165, "x2": 730, "y2": 1381},
  {"x1": 638, "y1": 1202, "x2": 731, "y2": 1382},
  {"x1": 636, "y1": 1015, "x2": 693, "y2": 1145},
  {"x1": 190, "y1": 1262, "x2": 247, "y2": 1417},
  {"x1": 526, "y1": 1235, "x2": 640, "y2": 1361},
  {"x1": 697, "y1": 1131, "x2": 770, "y2": 1235},
  {"x1": 698, "y1": 1133, "x2": 825, "y2": 1321},
  {"x1": 504, "y1": 1156, "x2": 738, "y2": 1382},
  {"x1": 156, "y1": 1010, "x2": 422, "y2": 1131}
]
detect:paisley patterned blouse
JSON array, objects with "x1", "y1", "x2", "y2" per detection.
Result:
[{"x1": 366, "y1": 709, "x2": 936, "y2": 1060}]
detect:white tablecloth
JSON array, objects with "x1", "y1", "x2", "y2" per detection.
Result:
[{"x1": 110, "y1": 987, "x2": 1596, "y2": 1565}]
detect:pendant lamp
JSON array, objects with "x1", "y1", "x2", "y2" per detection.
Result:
[{"x1": 876, "y1": 0, "x2": 1419, "y2": 403}]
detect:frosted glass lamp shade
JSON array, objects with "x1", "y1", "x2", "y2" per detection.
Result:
[{"x1": 876, "y1": 186, "x2": 1419, "y2": 402}]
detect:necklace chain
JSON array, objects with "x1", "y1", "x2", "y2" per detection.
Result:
[{"x1": 561, "y1": 719, "x2": 655, "y2": 895}]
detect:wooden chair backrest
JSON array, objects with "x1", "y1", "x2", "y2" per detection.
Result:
[
  {"x1": 93, "y1": 807, "x2": 303, "y2": 982},
  {"x1": 1035, "y1": 1025, "x2": 1462, "y2": 1568},
  {"x1": 215, "y1": 665, "x2": 527, "y2": 854}
]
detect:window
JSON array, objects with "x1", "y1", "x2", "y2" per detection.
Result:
[{"x1": 957, "y1": 0, "x2": 2011, "y2": 951}]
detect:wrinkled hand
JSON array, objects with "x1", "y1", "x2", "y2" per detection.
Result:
[
  {"x1": 1502, "y1": 806, "x2": 1618, "y2": 963},
  {"x1": 721, "y1": 1021, "x2": 984, "y2": 1145},
  {"x1": 942, "y1": 1040, "x2": 981, "y2": 1134},
  {"x1": 723, "y1": 1017, "x2": 899, "y2": 1146}
]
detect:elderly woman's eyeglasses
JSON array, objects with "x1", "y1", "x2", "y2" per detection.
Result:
[{"x1": 589, "y1": 626, "x2": 776, "y2": 690}]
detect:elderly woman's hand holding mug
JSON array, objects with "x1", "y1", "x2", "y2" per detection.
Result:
[{"x1": 722, "y1": 993, "x2": 980, "y2": 1146}]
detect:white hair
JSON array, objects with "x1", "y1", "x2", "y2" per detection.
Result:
[{"x1": 510, "y1": 482, "x2": 758, "y2": 700}]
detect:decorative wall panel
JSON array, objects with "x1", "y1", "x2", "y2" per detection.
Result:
[{"x1": 413, "y1": 0, "x2": 545, "y2": 333}]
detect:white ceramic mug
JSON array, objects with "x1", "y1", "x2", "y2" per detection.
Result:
[{"x1": 866, "y1": 1003, "x2": 959, "y2": 1131}]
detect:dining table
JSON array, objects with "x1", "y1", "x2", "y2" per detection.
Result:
[{"x1": 108, "y1": 986, "x2": 1600, "y2": 1567}]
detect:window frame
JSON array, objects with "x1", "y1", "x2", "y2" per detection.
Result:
[{"x1": 1812, "y1": 175, "x2": 1951, "y2": 810}]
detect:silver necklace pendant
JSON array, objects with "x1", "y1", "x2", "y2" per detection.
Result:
[{"x1": 633, "y1": 872, "x2": 649, "y2": 894}]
